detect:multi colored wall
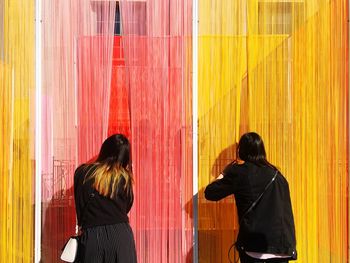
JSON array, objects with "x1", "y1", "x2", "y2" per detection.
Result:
[{"x1": 0, "y1": 0, "x2": 348, "y2": 262}]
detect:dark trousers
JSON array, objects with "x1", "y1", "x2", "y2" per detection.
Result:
[{"x1": 80, "y1": 223, "x2": 137, "y2": 263}]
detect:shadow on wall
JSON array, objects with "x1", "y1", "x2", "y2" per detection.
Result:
[
  {"x1": 185, "y1": 143, "x2": 241, "y2": 263},
  {"x1": 210, "y1": 143, "x2": 238, "y2": 178}
]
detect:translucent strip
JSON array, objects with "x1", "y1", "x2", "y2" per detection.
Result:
[{"x1": 40, "y1": 1, "x2": 115, "y2": 262}]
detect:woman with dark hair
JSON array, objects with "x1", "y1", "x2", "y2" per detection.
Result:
[
  {"x1": 205, "y1": 132, "x2": 297, "y2": 263},
  {"x1": 74, "y1": 134, "x2": 137, "y2": 263}
]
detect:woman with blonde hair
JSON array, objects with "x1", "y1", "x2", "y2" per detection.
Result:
[{"x1": 74, "y1": 134, "x2": 137, "y2": 263}]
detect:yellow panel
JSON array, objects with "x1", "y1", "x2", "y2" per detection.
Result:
[
  {"x1": 198, "y1": 0, "x2": 348, "y2": 262},
  {"x1": 0, "y1": 1, "x2": 35, "y2": 262}
]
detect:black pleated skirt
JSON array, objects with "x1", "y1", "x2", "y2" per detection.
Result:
[{"x1": 80, "y1": 223, "x2": 137, "y2": 263}]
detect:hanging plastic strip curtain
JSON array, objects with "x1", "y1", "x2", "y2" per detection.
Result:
[
  {"x1": 0, "y1": 0, "x2": 35, "y2": 262},
  {"x1": 107, "y1": 3, "x2": 131, "y2": 138},
  {"x1": 118, "y1": 1, "x2": 193, "y2": 262},
  {"x1": 198, "y1": 0, "x2": 348, "y2": 262},
  {"x1": 41, "y1": 1, "x2": 115, "y2": 262}
]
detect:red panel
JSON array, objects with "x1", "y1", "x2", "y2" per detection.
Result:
[{"x1": 108, "y1": 36, "x2": 131, "y2": 137}]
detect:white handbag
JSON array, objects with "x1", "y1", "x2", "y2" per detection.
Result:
[{"x1": 60, "y1": 236, "x2": 80, "y2": 262}]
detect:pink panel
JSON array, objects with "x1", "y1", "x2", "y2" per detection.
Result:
[{"x1": 41, "y1": 1, "x2": 116, "y2": 262}]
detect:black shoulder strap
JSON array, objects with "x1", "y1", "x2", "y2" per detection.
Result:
[{"x1": 239, "y1": 170, "x2": 278, "y2": 225}]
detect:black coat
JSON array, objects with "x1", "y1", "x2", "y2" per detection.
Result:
[
  {"x1": 74, "y1": 164, "x2": 133, "y2": 229},
  {"x1": 204, "y1": 162, "x2": 297, "y2": 258}
]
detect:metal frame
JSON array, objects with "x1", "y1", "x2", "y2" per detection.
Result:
[
  {"x1": 34, "y1": 0, "x2": 42, "y2": 262},
  {"x1": 192, "y1": 0, "x2": 199, "y2": 261}
]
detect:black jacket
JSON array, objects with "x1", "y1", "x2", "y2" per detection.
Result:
[
  {"x1": 74, "y1": 164, "x2": 134, "y2": 229},
  {"x1": 204, "y1": 162, "x2": 297, "y2": 258}
]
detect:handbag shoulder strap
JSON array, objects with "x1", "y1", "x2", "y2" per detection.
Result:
[{"x1": 239, "y1": 170, "x2": 278, "y2": 225}]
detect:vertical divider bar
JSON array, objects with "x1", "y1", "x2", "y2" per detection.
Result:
[
  {"x1": 192, "y1": 0, "x2": 199, "y2": 262},
  {"x1": 34, "y1": 0, "x2": 42, "y2": 262}
]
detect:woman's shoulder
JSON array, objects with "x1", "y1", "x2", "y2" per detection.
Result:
[
  {"x1": 74, "y1": 163, "x2": 96, "y2": 180},
  {"x1": 259, "y1": 166, "x2": 290, "y2": 185},
  {"x1": 275, "y1": 170, "x2": 289, "y2": 185},
  {"x1": 222, "y1": 160, "x2": 247, "y2": 175},
  {"x1": 75, "y1": 163, "x2": 87, "y2": 174}
]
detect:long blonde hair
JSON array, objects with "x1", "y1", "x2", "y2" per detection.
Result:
[{"x1": 85, "y1": 134, "x2": 133, "y2": 199}]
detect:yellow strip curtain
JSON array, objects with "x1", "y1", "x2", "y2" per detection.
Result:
[
  {"x1": 198, "y1": 0, "x2": 348, "y2": 262},
  {"x1": 0, "y1": 0, "x2": 35, "y2": 262}
]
